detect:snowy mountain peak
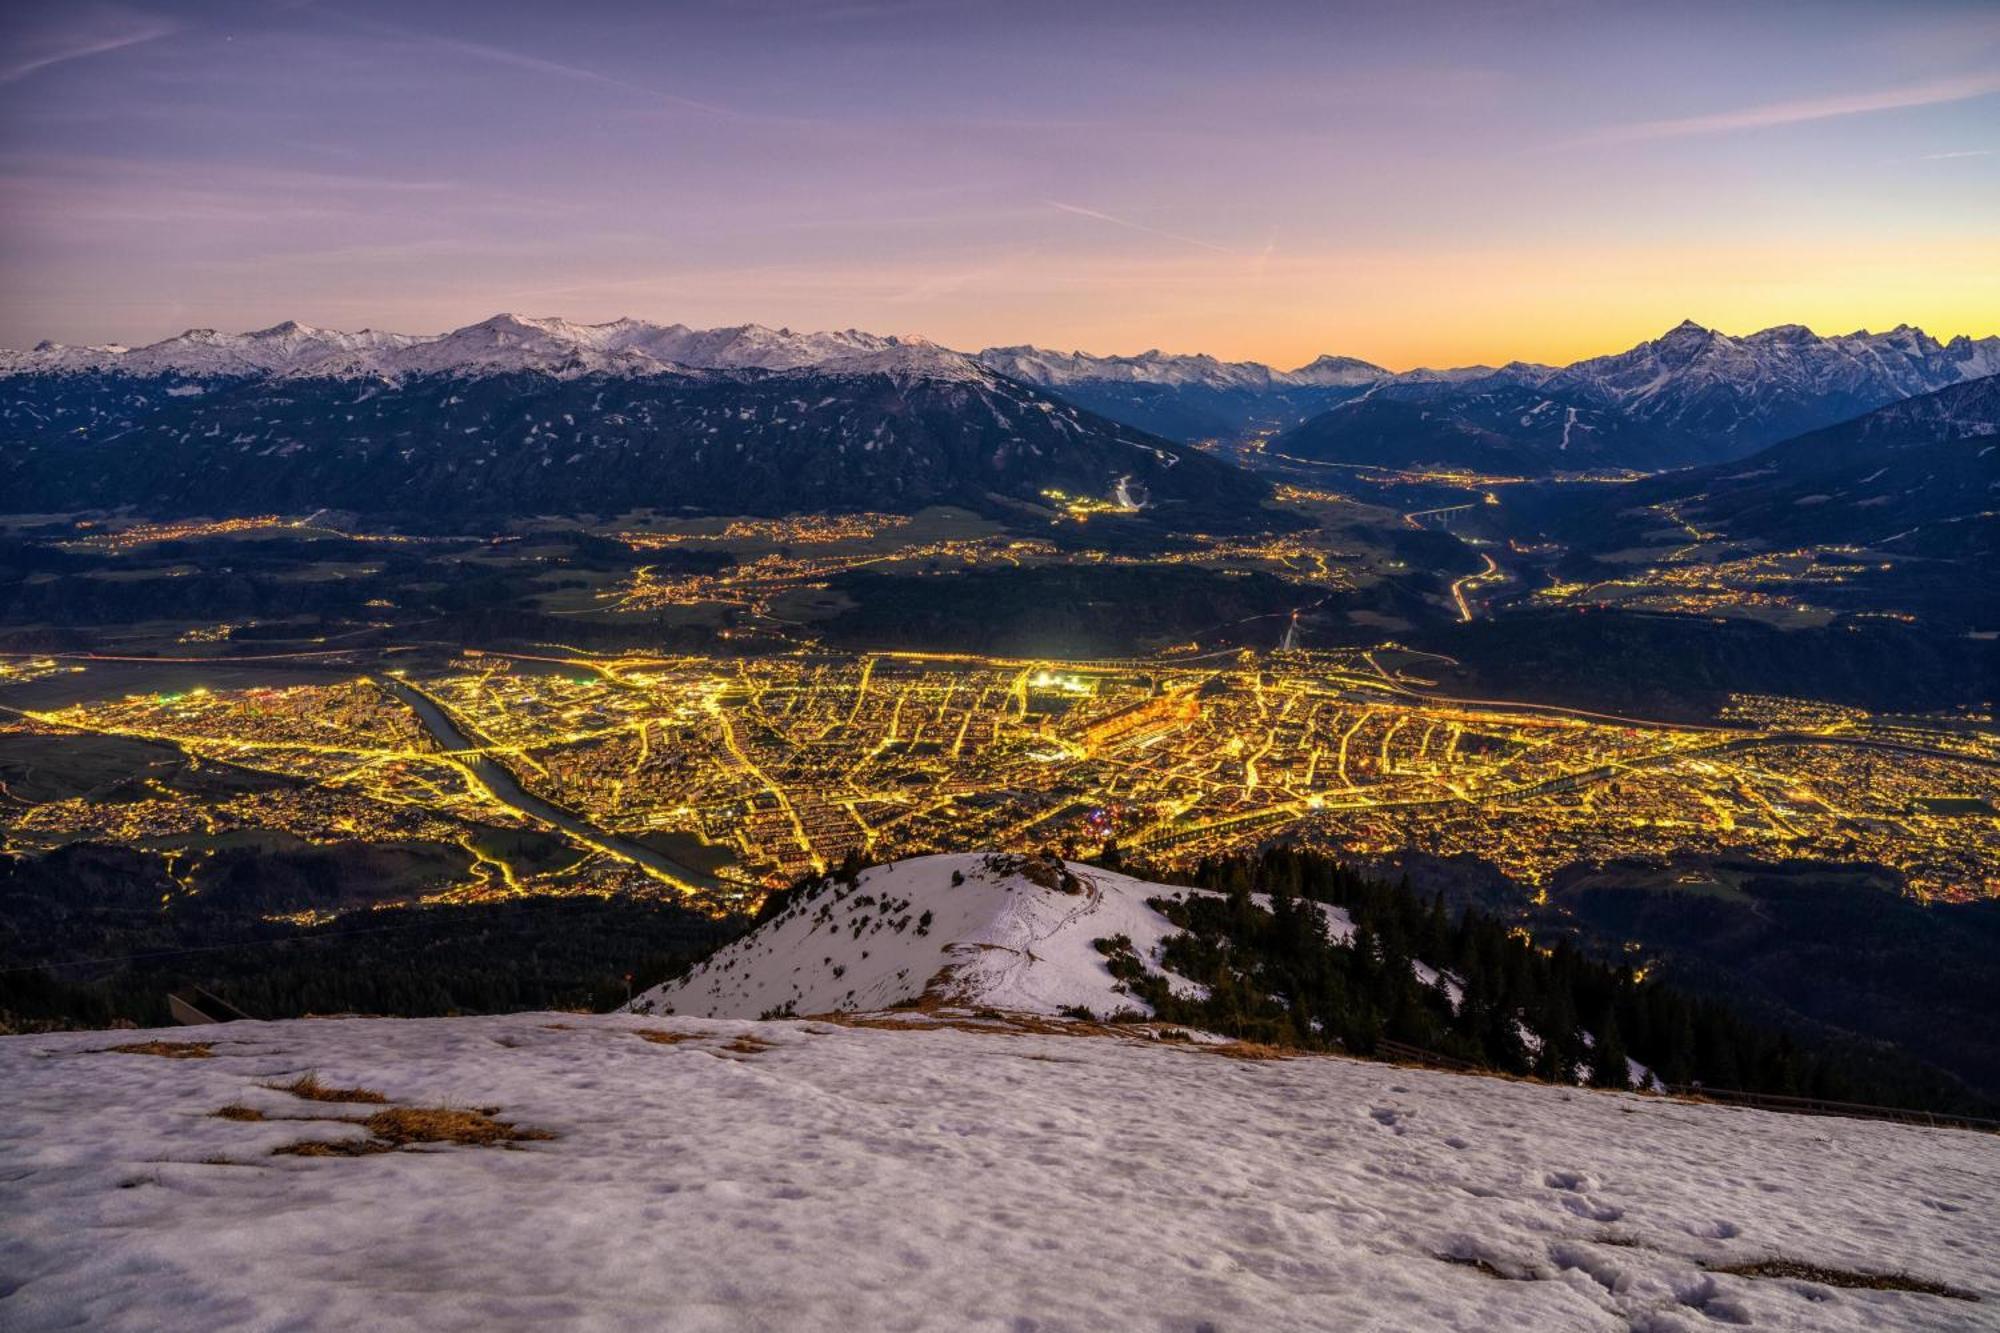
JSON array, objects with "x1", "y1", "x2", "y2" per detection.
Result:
[
  {"x1": 632, "y1": 852, "x2": 1203, "y2": 1021},
  {"x1": 1287, "y1": 353, "x2": 1391, "y2": 387},
  {"x1": 631, "y1": 850, "x2": 1413, "y2": 1031}
]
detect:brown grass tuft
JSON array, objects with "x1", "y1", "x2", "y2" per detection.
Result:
[
  {"x1": 272, "y1": 1106, "x2": 555, "y2": 1158},
  {"x1": 636, "y1": 1029, "x2": 694, "y2": 1046},
  {"x1": 1205, "y1": 1040, "x2": 1291, "y2": 1061},
  {"x1": 105, "y1": 1040, "x2": 213, "y2": 1059},
  {"x1": 362, "y1": 1106, "x2": 555, "y2": 1147},
  {"x1": 212, "y1": 1104, "x2": 267, "y2": 1122},
  {"x1": 722, "y1": 1035, "x2": 774, "y2": 1055},
  {"x1": 267, "y1": 1073, "x2": 388, "y2": 1105},
  {"x1": 1711, "y1": 1260, "x2": 1978, "y2": 1300},
  {"x1": 274, "y1": 1137, "x2": 395, "y2": 1158}
]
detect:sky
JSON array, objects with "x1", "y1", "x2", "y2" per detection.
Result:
[{"x1": 1, "y1": 0, "x2": 1996, "y2": 370}]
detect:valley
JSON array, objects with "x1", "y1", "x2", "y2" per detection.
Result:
[
  {"x1": 2, "y1": 315, "x2": 1995, "y2": 1104},
  {"x1": 6, "y1": 639, "x2": 1994, "y2": 918}
]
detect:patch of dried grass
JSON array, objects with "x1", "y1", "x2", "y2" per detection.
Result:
[
  {"x1": 267, "y1": 1073, "x2": 388, "y2": 1105},
  {"x1": 271, "y1": 1105, "x2": 555, "y2": 1157},
  {"x1": 1711, "y1": 1259, "x2": 1977, "y2": 1300},
  {"x1": 363, "y1": 1106, "x2": 555, "y2": 1147},
  {"x1": 273, "y1": 1137, "x2": 394, "y2": 1158},
  {"x1": 105, "y1": 1040, "x2": 213, "y2": 1059},
  {"x1": 636, "y1": 1029, "x2": 694, "y2": 1046},
  {"x1": 212, "y1": 1104, "x2": 266, "y2": 1122},
  {"x1": 1204, "y1": 1040, "x2": 1292, "y2": 1061},
  {"x1": 722, "y1": 1035, "x2": 774, "y2": 1055}
]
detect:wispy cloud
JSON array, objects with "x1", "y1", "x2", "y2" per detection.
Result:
[
  {"x1": 1572, "y1": 72, "x2": 2000, "y2": 145},
  {"x1": 1921, "y1": 147, "x2": 1994, "y2": 159},
  {"x1": 0, "y1": 5, "x2": 177, "y2": 85},
  {"x1": 302, "y1": 6, "x2": 744, "y2": 120},
  {"x1": 418, "y1": 35, "x2": 738, "y2": 119},
  {"x1": 1042, "y1": 200, "x2": 1234, "y2": 254}
]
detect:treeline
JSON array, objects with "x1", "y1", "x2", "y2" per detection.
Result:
[
  {"x1": 0, "y1": 844, "x2": 740, "y2": 1032},
  {"x1": 0, "y1": 533, "x2": 727, "y2": 629},
  {"x1": 1126, "y1": 847, "x2": 1988, "y2": 1116}
]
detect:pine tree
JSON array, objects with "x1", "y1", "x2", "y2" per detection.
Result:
[{"x1": 1591, "y1": 1012, "x2": 1630, "y2": 1089}]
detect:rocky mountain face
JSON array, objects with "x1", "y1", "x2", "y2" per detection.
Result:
[
  {"x1": 1272, "y1": 322, "x2": 2000, "y2": 475},
  {"x1": 1528, "y1": 320, "x2": 2000, "y2": 457}
]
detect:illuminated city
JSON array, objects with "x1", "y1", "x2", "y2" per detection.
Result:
[{"x1": 6, "y1": 645, "x2": 1993, "y2": 919}]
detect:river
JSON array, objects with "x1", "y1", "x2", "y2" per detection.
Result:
[{"x1": 377, "y1": 676, "x2": 727, "y2": 893}]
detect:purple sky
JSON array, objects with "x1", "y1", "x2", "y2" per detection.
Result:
[{"x1": 2, "y1": 0, "x2": 1996, "y2": 368}]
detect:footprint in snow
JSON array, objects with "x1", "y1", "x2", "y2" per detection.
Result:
[
  {"x1": 1543, "y1": 1169, "x2": 1597, "y2": 1193},
  {"x1": 1683, "y1": 1218, "x2": 1740, "y2": 1240},
  {"x1": 1561, "y1": 1194, "x2": 1625, "y2": 1223},
  {"x1": 1369, "y1": 1107, "x2": 1408, "y2": 1135}
]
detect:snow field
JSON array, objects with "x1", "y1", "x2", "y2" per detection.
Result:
[{"x1": 2, "y1": 1010, "x2": 1995, "y2": 1331}]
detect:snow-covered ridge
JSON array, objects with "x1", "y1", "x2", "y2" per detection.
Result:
[
  {"x1": 974, "y1": 345, "x2": 1391, "y2": 390},
  {"x1": 0, "y1": 314, "x2": 991, "y2": 385},
  {"x1": 633, "y1": 852, "x2": 1206, "y2": 1021},
  {"x1": 631, "y1": 851, "x2": 1456, "y2": 1029},
  {"x1": 1509, "y1": 319, "x2": 2000, "y2": 444},
  {"x1": 10, "y1": 316, "x2": 1995, "y2": 410},
  {"x1": 4, "y1": 1009, "x2": 1994, "y2": 1329}
]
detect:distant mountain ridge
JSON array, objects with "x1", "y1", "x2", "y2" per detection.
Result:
[
  {"x1": 1, "y1": 314, "x2": 983, "y2": 385},
  {"x1": 0, "y1": 346, "x2": 1272, "y2": 528},
  {"x1": 973, "y1": 345, "x2": 1389, "y2": 391},
  {"x1": 1523, "y1": 319, "x2": 2000, "y2": 456},
  {"x1": 6, "y1": 315, "x2": 1996, "y2": 479},
  {"x1": 1272, "y1": 321, "x2": 2000, "y2": 473},
  {"x1": 1534, "y1": 372, "x2": 2000, "y2": 568}
]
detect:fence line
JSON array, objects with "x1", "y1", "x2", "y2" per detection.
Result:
[{"x1": 1665, "y1": 1084, "x2": 2000, "y2": 1134}]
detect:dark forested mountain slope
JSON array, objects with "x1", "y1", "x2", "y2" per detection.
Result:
[
  {"x1": 0, "y1": 364, "x2": 1275, "y2": 530},
  {"x1": 1531, "y1": 373, "x2": 2000, "y2": 562},
  {"x1": 1273, "y1": 381, "x2": 1674, "y2": 474}
]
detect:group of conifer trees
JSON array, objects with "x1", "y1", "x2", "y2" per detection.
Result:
[{"x1": 1126, "y1": 846, "x2": 1962, "y2": 1111}]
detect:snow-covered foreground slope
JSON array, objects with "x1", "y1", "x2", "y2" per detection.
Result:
[
  {"x1": 631, "y1": 852, "x2": 1360, "y2": 1022},
  {"x1": 3, "y1": 1012, "x2": 1994, "y2": 1331}
]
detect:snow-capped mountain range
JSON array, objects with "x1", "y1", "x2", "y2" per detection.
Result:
[
  {"x1": 6, "y1": 313, "x2": 1996, "y2": 467},
  {"x1": 973, "y1": 345, "x2": 1390, "y2": 391},
  {"x1": 0, "y1": 327, "x2": 1273, "y2": 526},
  {"x1": 0, "y1": 314, "x2": 986, "y2": 385},
  {"x1": 1515, "y1": 319, "x2": 2000, "y2": 455}
]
